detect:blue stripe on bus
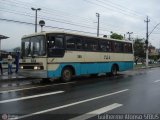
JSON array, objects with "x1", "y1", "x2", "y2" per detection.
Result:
[{"x1": 47, "y1": 61, "x2": 133, "y2": 78}]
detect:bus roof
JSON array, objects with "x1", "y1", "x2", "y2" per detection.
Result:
[{"x1": 22, "y1": 31, "x2": 132, "y2": 43}]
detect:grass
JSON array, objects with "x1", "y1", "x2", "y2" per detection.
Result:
[{"x1": 134, "y1": 64, "x2": 145, "y2": 68}]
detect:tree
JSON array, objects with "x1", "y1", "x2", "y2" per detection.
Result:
[
  {"x1": 13, "y1": 46, "x2": 21, "y2": 52},
  {"x1": 148, "y1": 45, "x2": 159, "y2": 61},
  {"x1": 110, "y1": 32, "x2": 123, "y2": 40},
  {"x1": 133, "y1": 38, "x2": 145, "y2": 64}
]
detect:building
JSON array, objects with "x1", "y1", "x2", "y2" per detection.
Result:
[
  {"x1": 149, "y1": 45, "x2": 158, "y2": 56},
  {"x1": 0, "y1": 50, "x2": 8, "y2": 58}
]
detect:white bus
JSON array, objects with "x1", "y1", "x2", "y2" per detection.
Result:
[{"x1": 19, "y1": 31, "x2": 133, "y2": 82}]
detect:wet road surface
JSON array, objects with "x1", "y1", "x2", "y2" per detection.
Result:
[{"x1": 0, "y1": 68, "x2": 160, "y2": 120}]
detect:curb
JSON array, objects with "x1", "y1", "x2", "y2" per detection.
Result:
[
  {"x1": 0, "y1": 77, "x2": 39, "y2": 84},
  {"x1": 134, "y1": 65, "x2": 160, "y2": 70},
  {"x1": 0, "y1": 65, "x2": 160, "y2": 83},
  {"x1": 0, "y1": 77, "x2": 26, "y2": 83}
]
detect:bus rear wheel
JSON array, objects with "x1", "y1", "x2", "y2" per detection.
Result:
[
  {"x1": 61, "y1": 67, "x2": 73, "y2": 82},
  {"x1": 111, "y1": 65, "x2": 118, "y2": 76}
]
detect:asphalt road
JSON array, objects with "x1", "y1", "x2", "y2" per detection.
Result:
[{"x1": 0, "y1": 68, "x2": 160, "y2": 120}]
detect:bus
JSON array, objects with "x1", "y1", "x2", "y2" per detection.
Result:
[{"x1": 19, "y1": 31, "x2": 133, "y2": 82}]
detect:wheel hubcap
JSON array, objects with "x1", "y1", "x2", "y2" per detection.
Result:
[{"x1": 63, "y1": 70, "x2": 71, "y2": 80}]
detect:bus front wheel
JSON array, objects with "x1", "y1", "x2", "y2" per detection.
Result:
[{"x1": 61, "y1": 67, "x2": 73, "y2": 82}]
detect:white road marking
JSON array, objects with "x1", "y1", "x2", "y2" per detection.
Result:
[
  {"x1": 13, "y1": 89, "x2": 129, "y2": 120},
  {"x1": 70, "y1": 103, "x2": 123, "y2": 120},
  {"x1": 0, "y1": 81, "x2": 75, "y2": 94},
  {"x1": 0, "y1": 91, "x2": 64, "y2": 104},
  {"x1": 153, "y1": 80, "x2": 160, "y2": 83}
]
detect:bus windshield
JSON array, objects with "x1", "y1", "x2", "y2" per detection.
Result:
[{"x1": 22, "y1": 35, "x2": 46, "y2": 57}]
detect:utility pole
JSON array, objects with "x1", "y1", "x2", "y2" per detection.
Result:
[
  {"x1": 127, "y1": 32, "x2": 134, "y2": 59},
  {"x1": 31, "y1": 7, "x2": 41, "y2": 33},
  {"x1": 127, "y1": 32, "x2": 133, "y2": 41},
  {"x1": 144, "y1": 16, "x2": 150, "y2": 68},
  {"x1": 96, "y1": 13, "x2": 100, "y2": 37}
]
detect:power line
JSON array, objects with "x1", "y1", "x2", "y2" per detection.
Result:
[
  {"x1": 95, "y1": 0, "x2": 143, "y2": 17},
  {"x1": 1, "y1": 0, "x2": 95, "y2": 24},
  {"x1": 151, "y1": 33, "x2": 160, "y2": 34},
  {"x1": 0, "y1": 7, "x2": 118, "y2": 32},
  {"x1": 2, "y1": 0, "x2": 160, "y2": 31},
  {"x1": 0, "y1": 1, "x2": 95, "y2": 26},
  {"x1": 0, "y1": 0, "x2": 137, "y2": 32},
  {"x1": 0, "y1": 17, "x2": 144, "y2": 40},
  {"x1": 0, "y1": 0, "x2": 148, "y2": 38},
  {"x1": 84, "y1": 0, "x2": 143, "y2": 19},
  {"x1": 0, "y1": 1, "x2": 107, "y2": 31},
  {"x1": 0, "y1": 9, "x2": 130, "y2": 34},
  {"x1": 0, "y1": 7, "x2": 146, "y2": 38},
  {"x1": 0, "y1": 8, "x2": 98, "y2": 30},
  {"x1": 0, "y1": 18, "x2": 105, "y2": 36},
  {"x1": 0, "y1": 0, "x2": 146, "y2": 35},
  {"x1": 99, "y1": 0, "x2": 145, "y2": 17},
  {"x1": 85, "y1": 0, "x2": 160, "y2": 30}
]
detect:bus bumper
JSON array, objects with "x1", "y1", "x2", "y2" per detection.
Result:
[{"x1": 18, "y1": 69, "x2": 48, "y2": 78}]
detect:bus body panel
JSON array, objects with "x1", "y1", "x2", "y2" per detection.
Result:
[
  {"x1": 19, "y1": 51, "x2": 133, "y2": 78},
  {"x1": 47, "y1": 61, "x2": 133, "y2": 78},
  {"x1": 19, "y1": 31, "x2": 134, "y2": 79}
]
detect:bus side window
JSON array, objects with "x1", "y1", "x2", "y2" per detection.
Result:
[
  {"x1": 55, "y1": 37, "x2": 63, "y2": 48},
  {"x1": 110, "y1": 41, "x2": 115, "y2": 52},
  {"x1": 107, "y1": 41, "x2": 112, "y2": 52},
  {"x1": 84, "y1": 38, "x2": 98, "y2": 51},
  {"x1": 99, "y1": 41, "x2": 107, "y2": 52},
  {"x1": 114, "y1": 42, "x2": 118, "y2": 52},
  {"x1": 128, "y1": 43, "x2": 132, "y2": 53},
  {"x1": 47, "y1": 36, "x2": 55, "y2": 49},
  {"x1": 124, "y1": 43, "x2": 132, "y2": 53},
  {"x1": 76, "y1": 37, "x2": 82, "y2": 50},
  {"x1": 114, "y1": 42, "x2": 123, "y2": 53},
  {"x1": 47, "y1": 36, "x2": 63, "y2": 49},
  {"x1": 92, "y1": 40, "x2": 98, "y2": 51},
  {"x1": 66, "y1": 36, "x2": 76, "y2": 50},
  {"x1": 124, "y1": 43, "x2": 128, "y2": 53},
  {"x1": 83, "y1": 39, "x2": 88, "y2": 50},
  {"x1": 66, "y1": 35, "x2": 83, "y2": 50},
  {"x1": 47, "y1": 34, "x2": 64, "y2": 57},
  {"x1": 120, "y1": 43, "x2": 124, "y2": 52}
]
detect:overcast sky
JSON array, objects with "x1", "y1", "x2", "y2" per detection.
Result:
[{"x1": 0, "y1": 0, "x2": 160, "y2": 50}]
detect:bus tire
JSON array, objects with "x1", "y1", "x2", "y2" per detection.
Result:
[
  {"x1": 61, "y1": 67, "x2": 73, "y2": 82},
  {"x1": 111, "y1": 65, "x2": 118, "y2": 76}
]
